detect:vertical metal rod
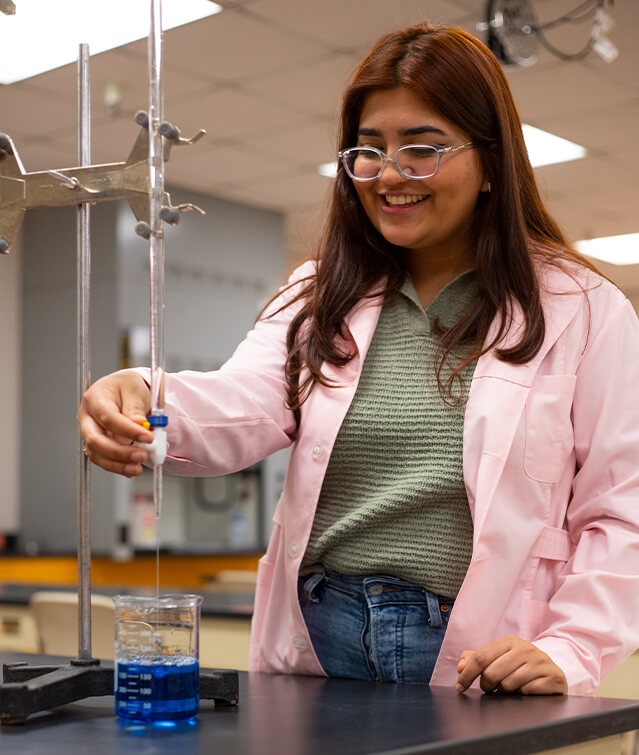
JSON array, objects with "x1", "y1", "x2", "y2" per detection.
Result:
[
  {"x1": 76, "y1": 42, "x2": 92, "y2": 660},
  {"x1": 148, "y1": 0, "x2": 165, "y2": 521}
]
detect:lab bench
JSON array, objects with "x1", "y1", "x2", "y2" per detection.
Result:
[
  {"x1": 1, "y1": 651, "x2": 638, "y2": 755},
  {"x1": 2, "y1": 581, "x2": 639, "y2": 701}
]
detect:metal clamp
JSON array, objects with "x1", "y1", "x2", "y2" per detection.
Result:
[
  {"x1": 46, "y1": 170, "x2": 80, "y2": 190},
  {"x1": 45, "y1": 170, "x2": 102, "y2": 196},
  {"x1": 159, "y1": 120, "x2": 206, "y2": 146},
  {"x1": 0, "y1": 133, "x2": 13, "y2": 160},
  {"x1": 135, "y1": 222, "x2": 153, "y2": 239},
  {"x1": 159, "y1": 202, "x2": 206, "y2": 226},
  {"x1": 134, "y1": 111, "x2": 206, "y2": 147}
]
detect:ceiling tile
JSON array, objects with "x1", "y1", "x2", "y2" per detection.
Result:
[
  {"x1": 124, "y1": 9, "x2": 331, "y2": 83},
  {"x1": 153, "y1": 86, "x2": 314, "y2": 142},
  {"x1": 2, "y1": 139, "x2": 79, "y2": 175},
  {"x1": 249, "y1": 119, "x2": 338, "y2": 169},
  {"x1": 241, "y1": 0, "x2": 471, "y2": 49},
  {"x1": 507, "y1": 60, "x2": 630, "y2": 120},
  {"x1": 552, "y1": 198, "x2": 639, "y2": 243},
  {"x1": 541, "y1": 173, "x2": 639, "y2": 242},
  {"x1": 608, "y1": 144, "x2": 639, "y2": 173},
  {"x1": 242, "y1": 53, "x2": 360, "y2": 119},
  {"x1": 21, "y1": 48, "x2": 212, "y2": 123},
  {"x1": 535, "y1": 154, "x2": 629, "y2": 197},
  {"x1": 0, "y1": 85, "x2": 76, "y2": 140},
  {"x1": 580, "y1": 45, "x2": 639, "y2": 97},
  {"x1": 449, "y1": 0, "x2": 488, "y2": 11},
  {"x1": 165, "y1": 143, "x2": 291, "y2": 191},
  {"x1": 223, "y1": 170, "x2": 333, "y2": 211},
  {"x1": 48, "y1": 116, "x2": 152, "y2": 166},
  {"x1": 539, "y1": 100, "x2": 639, "y2": 152}
]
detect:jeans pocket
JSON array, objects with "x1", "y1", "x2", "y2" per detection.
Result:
[{"x1": 298, "y1": 572, "x2": 326, "y2": 607}]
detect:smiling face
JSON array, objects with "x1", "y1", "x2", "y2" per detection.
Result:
[{"x1": 352, "y1": 87, "x2": 488, "y2": 278}]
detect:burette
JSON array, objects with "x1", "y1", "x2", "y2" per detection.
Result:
[
  {"x1": 135, "y1": 0, "x2": 206, "y2": 518},
  {"x1": 141, "y1": 0, "x2": 168, "y2": 520}
]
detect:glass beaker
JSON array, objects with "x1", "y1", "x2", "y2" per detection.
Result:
[{"x1": 113, "y1": 594, "x2": 203, "y2": 723}]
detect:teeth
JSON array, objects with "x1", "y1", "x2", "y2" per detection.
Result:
[{"x1": 384, "y1": 194, "x2": 427, "y2": 206}]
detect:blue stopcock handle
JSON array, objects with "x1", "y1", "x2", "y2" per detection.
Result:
[
  {"x1": 139, "y1": 414, "x2": 169, "y2": 464},
  {"x1": 146, "y1": 414, "x2": 168, "y2": 428}
]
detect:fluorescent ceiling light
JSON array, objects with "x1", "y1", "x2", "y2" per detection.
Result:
[
  {"x1": 318, "y1": 161, "x2": 338, "y2": 178},
  {"x1": 522, "y1": 124, "x2": 586, "y2": 168},
  {"x1": 317, "y1": 124, "x2": 587, "y2": 178},
  {"x1": 0, "y1": 0, "x2": 222, "y2": 85},
  {"x1": 576, "y1": 233, "x2": 639, "y2": 266}
]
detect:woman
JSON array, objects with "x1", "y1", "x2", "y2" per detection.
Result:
[{"x1": 78, "y1": 24, "x2": 639, "y2": 695}]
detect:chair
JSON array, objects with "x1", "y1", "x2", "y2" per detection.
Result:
[
  {"x1": 205, "y1": 570, "x2": 257, "y2": 592},
  {"x1": 29, "y1": 591, "x2": 116, "y2": 659}
]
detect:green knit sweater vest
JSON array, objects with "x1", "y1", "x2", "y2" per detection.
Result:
[{"x1": 301, "y1": 271, "x2": 478, "y2": 597}]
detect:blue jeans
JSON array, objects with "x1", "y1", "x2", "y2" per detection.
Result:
[{"x1": 298, "y1": 570, "x2": 454, "y2": 684}]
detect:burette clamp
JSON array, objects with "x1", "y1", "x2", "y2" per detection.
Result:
[{"x1": 138, "y1": 414, "x2": 169, "y2": 465}]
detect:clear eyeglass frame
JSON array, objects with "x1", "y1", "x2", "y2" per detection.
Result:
[{"x1": 337, "y1": 142, "x2": 474, "y2": 181}]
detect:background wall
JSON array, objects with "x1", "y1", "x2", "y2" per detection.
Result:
[
  {"x1": 16, "y1": 188, "x2": 287, "y2": 554},
  {"x1": 117, "y1": 186, "x2": 288, "y2": 371}
]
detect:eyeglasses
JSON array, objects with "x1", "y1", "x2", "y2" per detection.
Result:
[{"x1": 338, "y1": 142, "x2": 473, "y2": 182}]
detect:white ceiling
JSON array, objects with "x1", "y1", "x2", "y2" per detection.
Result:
[{"x1": 2, "y1": 0, "x2": 639, "y2": 292}]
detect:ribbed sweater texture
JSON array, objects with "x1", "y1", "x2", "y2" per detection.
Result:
[{"x1": 301, "y1": 271, "x2": 478, "y2": 597}]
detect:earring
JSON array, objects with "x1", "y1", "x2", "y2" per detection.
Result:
[{"x1": 487, "y1": 182, "x2": 492, "y2": 192}]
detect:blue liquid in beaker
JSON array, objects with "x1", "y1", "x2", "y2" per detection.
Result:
[{"x1": 115, "y1": 657, "x2": 199, "y2": 723}]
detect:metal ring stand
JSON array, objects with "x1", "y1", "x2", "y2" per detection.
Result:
[{"x1": 0, "y1": 1, "x2": 238, "y2": 723}]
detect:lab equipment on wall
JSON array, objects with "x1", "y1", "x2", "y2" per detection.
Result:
[{"x1": 480, "y1": 0, "x2": 617, "y2": 68}]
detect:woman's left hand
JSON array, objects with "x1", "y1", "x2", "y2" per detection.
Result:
[{"x1": 455, "y1": 635, "x2": 568, "y2": 695}]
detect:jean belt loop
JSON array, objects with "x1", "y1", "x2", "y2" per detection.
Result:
[
  {"x1": 303, "y1": 571, "x2": 326, "y2": 604},
  {"x1": 425, "y1": 591, "x2": 443, "y2": 628}
]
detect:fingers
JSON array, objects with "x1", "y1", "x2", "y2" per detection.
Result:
[
  {"x1": 456, "y1": 639, "x2": 509, "y2": 693},
  {"x1": 82, "y1": 413, "x2": 147, "y2": 477},
  {"x1": 517, "y1": 673, "x2": 568, "y2": 695},
  {"x1": 456, "y1": 636, "x2": 567, "y2": 696},
  {"x1": 81, "y1": 394, "x2": 151, "y2": 445},
  {"x1": 493, "y1": 663, "x2": 567, "y2": 695},
  {"x1": 78, "y1": 371, "x2": 154, "y2": 477},
  {"x1": 457, "y1": 651, "x2": 470, "y2": 674},
  {"x1": 81, "y1": 372, "x2": 152, "y2": 439}
]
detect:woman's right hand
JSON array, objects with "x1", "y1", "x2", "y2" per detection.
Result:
[{"x1": 78, "y1": 370, "x2": 155, "y2": 477}]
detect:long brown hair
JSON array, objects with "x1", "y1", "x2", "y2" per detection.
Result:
[{"x1": 273, "y1": 23, "x2": 598, "y2": 421}]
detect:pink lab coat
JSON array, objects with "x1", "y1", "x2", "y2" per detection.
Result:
[{"x1": 147, "y1": 260, "x2": 639, "y2": 695}]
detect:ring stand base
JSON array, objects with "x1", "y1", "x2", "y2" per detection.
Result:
[{"x1": 0, "y1": 661, "x2": 239, "y2": 724}]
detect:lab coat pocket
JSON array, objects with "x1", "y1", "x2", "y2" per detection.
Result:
[{"x1": 524, "y1": 375, "x2": 576, "y2": 483}]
